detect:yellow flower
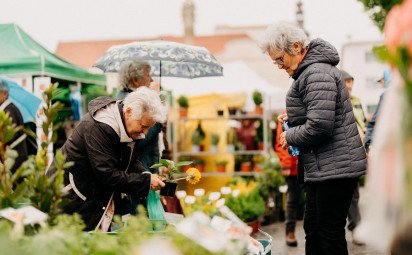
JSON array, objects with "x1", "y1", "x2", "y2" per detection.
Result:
[{"x1": 186, "y1": 167, "x2": 201, "y2": 184}]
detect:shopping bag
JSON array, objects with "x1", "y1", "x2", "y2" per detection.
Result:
[{"x1": 147, "y1": 190, "x2": 167, "y2": 231}]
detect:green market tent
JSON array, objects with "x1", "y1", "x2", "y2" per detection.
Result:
[{"x1": 0, "y1": 23, "x2": 106, "y2": 86}]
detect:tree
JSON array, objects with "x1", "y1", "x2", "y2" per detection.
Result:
[{"x1": 358, "y1": 0, "x2": 403, "y2": 30}]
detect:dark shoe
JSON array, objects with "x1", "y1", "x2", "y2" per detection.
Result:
[{"x1": 286, "y1": 231, "x2": 298, "y2": 247}]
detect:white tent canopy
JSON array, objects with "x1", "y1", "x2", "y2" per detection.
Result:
[{"x1": 161, "y1": 61, "x2": 289, "y2": 111}]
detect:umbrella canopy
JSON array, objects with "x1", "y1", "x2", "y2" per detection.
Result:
[
  {"x1": 0, "y1": 77, "x2": 41, "y2": 123},
  {"x1": 93, "y1": 40, "x2": 223, "y2": 78}
]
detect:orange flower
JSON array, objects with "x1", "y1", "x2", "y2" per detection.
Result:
[
  {"x1": 385, "y1": 0, "x2": 412, "y2": 54},
  {"x1": 185, "y1": 167, "x2": 201, "y2": 184}
]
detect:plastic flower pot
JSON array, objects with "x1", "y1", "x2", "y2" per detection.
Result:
[
  {"x1": 217, "y1": 110, "x2": 224, "y2": 116},
  {"x1": 191, "y1": 145, "x2": 200, "y2": 153},
  {"x1": 160, "y1": 181, "x2": 178, "y2": 197},
  {"x1": 194, "y1": 164, "x2": 205, "y2": 172},
  {"x1": 247, "y1": 219, "x2": 261, "y2": 235},
  {"x1": 216, "y1": 164, "x2": 226, "y2": 172},
  {"x1": 179, "y1": 108, "x2": 188, "y2": 117},
  {"x1": 255, "y1": 105, "x2": 263, "y2": 115},
  {"x1": 240, "y1": 162, "x2": 252, "y2": 172}
]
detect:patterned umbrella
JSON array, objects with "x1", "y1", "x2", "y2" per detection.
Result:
[{"x1": 93, "y1": 40, "x2": 223, "y2": 78}]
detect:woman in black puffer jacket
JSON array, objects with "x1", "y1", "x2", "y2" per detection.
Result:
[{"x1": 261, "y1": 22, "x2": 366, "y2": 255}]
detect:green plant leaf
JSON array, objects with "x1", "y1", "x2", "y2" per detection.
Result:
[
  {"x1": 175, "y1": 161, "x2": 193, "y2": 167},
  {"x1": 10, "y1": 182, "x2": 27, "y2": 201},
  {"x1": 150, "y1": 163, "x2": 163, "y2": 169}
]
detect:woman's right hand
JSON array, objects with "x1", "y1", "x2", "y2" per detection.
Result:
[
  {"x1": 150, "y1": 174, "x2": 165, "y2": 190},
  {"x1": 278, "y1": 113, "x2": 288, "y2": 123}
]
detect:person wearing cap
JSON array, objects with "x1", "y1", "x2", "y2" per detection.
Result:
[
  {"x1": 0, "y1": 80, "x2": 28, "y2": 173},
  {"x1": 341, "y1": 70, "x2": 366, "y2": 245}
]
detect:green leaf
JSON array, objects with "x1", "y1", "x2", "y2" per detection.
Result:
[
  {"x1": 150, "y1": 163, "x2": 163, "y2": 169},
  {"x1": 175, "y1": 161, "x2": 193, "y2": 167},
  {"x1": 10, "y1": 182, "x2": 27, "y2": 201}
]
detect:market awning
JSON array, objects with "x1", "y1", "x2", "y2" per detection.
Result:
[{"x1": 0, "y1": 23, "x2": 106, "y2": 86}]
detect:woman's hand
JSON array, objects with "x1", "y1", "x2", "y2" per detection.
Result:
[
  {"x1": 150, "y1": 174, "x2": 165, "y2": 190},
  {"x1": 280, "y1": 131, "x2": 289, "y2": 149},
  {"x1": 278, "y1": 113, "x2": 288, "y2": 123}
]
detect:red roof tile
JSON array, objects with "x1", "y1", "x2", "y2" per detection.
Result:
[{"x1": 56, "y1": 34, "x2": 250, "y2": 69}]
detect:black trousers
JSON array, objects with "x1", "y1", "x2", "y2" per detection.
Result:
[
  {"x1": 285, "y1": 176, "x2": 300, "y2": 233},
  {"x1": 304, "y1": 178, "x2": 358, "y2": 255}
]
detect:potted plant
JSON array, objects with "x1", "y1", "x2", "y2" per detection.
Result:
[
  {"x1": 226, "y1": 187, "x2": 266, "y2": 234},
  {"x1": 240, "y1": 155, "x2": 253, "y2": 172},
  {"x1": 193, "y1": 158, "x2": 205, "y2": 173},
  {"x1": 252, "y1": 90, "x2": 263, "y2": 115},
  {"x1": 191, "y1": 130, "x2": 204, "y2": 153},
  {"x1": 215, "y1": 160, "x2": 228, "y2": 172},
  {"x1": 226, "y1": 128, "x2": 238, "y2": 153},
  {"x1": 177, "y1": 95, "x2": 189, "y2": 117},
  {"x1": 210, "y1": 133, "x2": 220, "y2": 153},
  {"x1": 217, "y1": 109, "x2": 224, "y2": 116},
  {"x1": 151, "y1": 159, "x2": 201, "y2": 196}
]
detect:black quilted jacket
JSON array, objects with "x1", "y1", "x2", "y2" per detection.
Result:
[{"x1": 285, "y1": 38, "x2": 366, "y2": 182}]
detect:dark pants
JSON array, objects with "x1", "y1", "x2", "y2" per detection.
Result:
[
  {"x1": 304, "y1": 178, "x2": 358, "y2": 255},
  {"x1": 347, "y1": 183, "x2": 361, "y2": 231},
  {"x1": 285, "y1": 176, "x2": 300, "y2": 233}
]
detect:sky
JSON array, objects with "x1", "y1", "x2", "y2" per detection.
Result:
[{"x1": 1, "y1": 0, "x2": 383, "y2": 53}]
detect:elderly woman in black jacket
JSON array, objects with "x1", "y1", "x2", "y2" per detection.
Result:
[{"x1": 261, "y1": 22, "x2": 366, "y2": 255}]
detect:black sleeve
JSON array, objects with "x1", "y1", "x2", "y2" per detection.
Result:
[
  {"x1": 286, "y1": 73, "x2": 337, "y2": 147},
  {"x1": 84, "y1": 126, "x2": 151, "y2": 197}
]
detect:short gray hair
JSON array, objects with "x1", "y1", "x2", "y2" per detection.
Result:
[
  {"x1": 118, "y1": 61, "x2": 151, "y2": 90},
  {"x1": 0, "y1": 80, "x2": 9, "y2": 91},
  {"x1": 260, "y1": 21, "x2": 309, "y2": 55},
  {"x1": 123, "y1": 86, "x2": 166, "y2": 123}
]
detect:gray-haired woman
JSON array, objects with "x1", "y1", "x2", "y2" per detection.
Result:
[
  {"x1": 261, "y1": 22, "x2": 366, "y2": 255},
  {"x1": 116, "y1": 61, "x2": 153, "y2": 99},
  {"x1": 116, "y1": 61, "x2": 168, "y2": 215}
]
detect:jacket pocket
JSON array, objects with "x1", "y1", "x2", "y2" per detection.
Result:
[{"x1": 300, "y1": 149, "x2": 319, "y2": 174}]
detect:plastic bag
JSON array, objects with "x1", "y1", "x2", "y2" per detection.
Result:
[{"x1": 147, "y1": 190, "x2": 167, "y2": 231}]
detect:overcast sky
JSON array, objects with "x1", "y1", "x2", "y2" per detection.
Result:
[{"x1": 1, "y1": 0, "x2": 383, "y2": 52}]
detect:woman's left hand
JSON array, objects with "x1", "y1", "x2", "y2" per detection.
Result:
[{"x1": 280, "y1": 131, "x2": 288, "y2": 149}]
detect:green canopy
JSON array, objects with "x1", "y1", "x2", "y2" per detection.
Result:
[{"x1": 0, "y1": 23, "x2": 106, "y2": 86}]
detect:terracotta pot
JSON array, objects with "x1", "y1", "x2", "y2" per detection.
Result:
[
  {"x1": 255, "y1": 105, "x2": 263, "y2": 115},
  {"x1": 246, "y1": 219, "x2": 261, "y2": 235},
  {"x1": 160, "y1": 181, "x2": 177, "y2": 197},
  {"x1": 216, "y1": 164, "x2": 226, "y2": 172},
  {"x1": 258, "y1": 142, "x2": 264, "y2": 151},
  {"x1": 179, "y1": 108, "x2": 188, "y2": 117},
  {"x1": 194, "y1": 164, "x2": 205, "y2": 173},
  {"x1": 240, "y1": 162, "x2": 252, "y2": 172},
  {"x1": 254, "y1": 164, "x2": 262, "y2": 172}
]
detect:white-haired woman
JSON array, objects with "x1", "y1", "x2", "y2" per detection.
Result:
[
  {"x1": 54, "y1": 87, "x2": 167, "y2": 231},
  {"x1": 261, "y1": 22, "x2": 366, "y2": 255}
]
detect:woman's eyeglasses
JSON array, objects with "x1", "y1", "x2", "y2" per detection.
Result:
[{"x1": 272, "y1": 52, "x2": 285, "y2": 65}]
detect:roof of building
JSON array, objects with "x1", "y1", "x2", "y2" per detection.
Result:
[{"x1": 56, "y1": 34, "x2": 250, "y2": 69}]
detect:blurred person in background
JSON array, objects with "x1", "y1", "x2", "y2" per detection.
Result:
[
  {"x1": 364, "y1": 69, "x2": 392, "y2": 153},
  {"x1": 274, "y1": 111, "x2": 300, "y2": 247},
  {"x1": 116, "y1": 61, "x2": 170, "y2": 214},
  {"x1": 0, "y1": 80, "x2": 28, "y2": 173},
  {"x1": 341, "y1": 70, "x2": 366, "y2": 245},
  {"x1": 261, "y1": 22, "x2": 366, "y2": 255}
]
